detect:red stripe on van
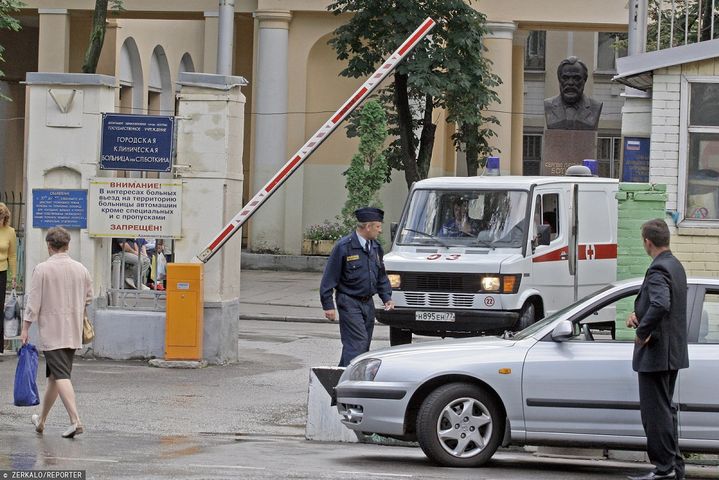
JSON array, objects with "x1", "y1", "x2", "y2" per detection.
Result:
[
  {"x1": 532, "y1": 246, "x2": 568, "y2": 263},
  {"x1": 578, "y1": 243, "x2": 618, "y2": 260}
]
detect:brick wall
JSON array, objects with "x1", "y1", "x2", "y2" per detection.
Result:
[
  {"x1": 649, "y1": 67, "x2": 681, "y2": 212},
  {"x1": 615, "y1": 183, "x2": 667, "y2": 339},
  {"x1": 671, "y1": 227, "x2": 719, "y2": 277}
]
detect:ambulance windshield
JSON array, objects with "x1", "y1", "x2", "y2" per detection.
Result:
[{"x1": 397, "y1": 189, "x2": 530, "y2": 248}]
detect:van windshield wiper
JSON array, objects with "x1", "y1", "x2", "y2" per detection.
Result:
[
  {"x1": 402, "y1": 228, "x2": 450, "y2": 248},
  {"x1": 471, "y1": 239, "x2": 496, "y2": 249}
]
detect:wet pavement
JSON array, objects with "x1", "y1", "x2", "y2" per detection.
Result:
[{"x1": 0, "y1": 271, "x2": 715, "y2": 479}]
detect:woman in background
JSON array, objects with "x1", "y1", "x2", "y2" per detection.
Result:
[{"x1": 0, "y1": 202, "x2": 18, "y2": 355}]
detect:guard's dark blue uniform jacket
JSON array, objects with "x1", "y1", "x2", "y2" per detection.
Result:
[
  {"x1": 320, "y1": 231, "x2": 392, "y2": 367},
  {"x1": 320, "y1": 232, "x2": 392, "y2": 309}
]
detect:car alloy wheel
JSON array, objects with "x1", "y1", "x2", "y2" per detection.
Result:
[
  {"x1": 417, "y1": 382, "x2": 503, "y2": 467},
  {"x1": 435, "y1": 396, "x2": 492, "y2": 458}
]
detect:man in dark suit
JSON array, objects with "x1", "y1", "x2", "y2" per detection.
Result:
[
  {"x1": 544, "y1": 57, "x2": 603, "y2": 130},
  {"x1": 626, "y1": 219, "x2": 689, "y2": 480}
]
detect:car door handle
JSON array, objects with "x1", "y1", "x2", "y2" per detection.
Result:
[{"x1": 560, "y1": 252, "x2": 568, "y2": 260}]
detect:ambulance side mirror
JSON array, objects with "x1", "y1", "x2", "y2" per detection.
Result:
[
  {"x1": 535, "y1": 224, "x2": 551, "y2": 247},
  {"x1": 390, "y1": 222, "x2": 398, "y2": 242}
]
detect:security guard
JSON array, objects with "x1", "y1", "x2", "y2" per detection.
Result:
[{"x1": 320, "y1": 207, "x2": 394, "y2": 367}]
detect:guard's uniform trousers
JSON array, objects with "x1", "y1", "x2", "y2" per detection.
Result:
[{"x1": 320, "y1": 232, "x2": 392, "y2": 367}]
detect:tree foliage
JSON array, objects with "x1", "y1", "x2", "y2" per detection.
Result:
[
  {"x1": 0, "y1": 0, "x2": 23, "y2": 83},
  {"x1": 81, "y1": 0, "x2": 124, "y2": 74},
  {"x1": 328, "y1": 0, "x2": 501, "y2": 185},
  {"x1": 340, "y1": 100, "x2": 390, "y2": 232}
]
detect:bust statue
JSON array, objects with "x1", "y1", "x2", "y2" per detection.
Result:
[{"x1": 544, "y1": 57, "x2": 603, "y2": 130}]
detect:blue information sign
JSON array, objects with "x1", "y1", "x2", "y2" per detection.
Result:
[
  {"x1": 622, "y1": 137, "x2": 650, "y2": 182},
  {"x1": 100, "y1": 114, "x2": 175, "y2": 172},
  {"x1": 32, "y1": 189, "x2": 88, "y2": 229}
]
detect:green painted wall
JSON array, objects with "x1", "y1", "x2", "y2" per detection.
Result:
[{"x1": 615, "y1": 183, "x2": 667, "y2": 340}]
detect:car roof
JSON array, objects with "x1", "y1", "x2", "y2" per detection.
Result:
[
  {"x1": 612, "y1": 277, "x2": 719, "y2": 288},
  {"x1": 413, "y1": 175, "x2": 619, "y2": 190}
]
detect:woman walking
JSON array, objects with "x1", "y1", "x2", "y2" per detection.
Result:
[
  {"x1": 21, "y1": 227, "x2": 93, "y2": 438},
  {"x1": 0, "y1": 202, "x2": 18, "y2": 355}
]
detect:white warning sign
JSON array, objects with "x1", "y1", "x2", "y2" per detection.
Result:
[{"x1": 88, "y1": 178, "x2": 182, "y2": 238}]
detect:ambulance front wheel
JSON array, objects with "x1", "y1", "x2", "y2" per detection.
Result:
[
  {"x1": 389, "y1": 327, "x2": 413, "y2": 346},
  {"x1": 516, "y1": 302, "x2": 537, "y2": 331}
]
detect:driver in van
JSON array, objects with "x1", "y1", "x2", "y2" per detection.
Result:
[{"x1": 439, "y1": 198, "x2": 477, "y2": 237}]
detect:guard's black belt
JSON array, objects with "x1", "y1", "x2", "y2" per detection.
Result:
[{"x1": 341, "y1": 293, "x2": 372, "y2": 302}]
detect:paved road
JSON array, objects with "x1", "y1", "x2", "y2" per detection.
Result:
[{"x1": 0, "y1": 320, "x2": 716, "y2": 479}]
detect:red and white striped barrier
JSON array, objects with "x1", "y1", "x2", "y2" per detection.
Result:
[{"x1": 197, "y1": 17, "x2": 437, "y2": 263}]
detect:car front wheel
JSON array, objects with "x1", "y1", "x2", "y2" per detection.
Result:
[{"x1": 416, "y1": 382, "x2": 503, "y2": 467}]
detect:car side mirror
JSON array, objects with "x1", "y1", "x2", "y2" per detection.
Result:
[
  {"x1": 390, "y1": 222, "x2": 398, "y2": 242},
  {"x1": 551, "y1": 320, "x2": 574, "y2": 342},
  {"x1": 536, "y1": 224, "x2": 551, "y2": 246}
]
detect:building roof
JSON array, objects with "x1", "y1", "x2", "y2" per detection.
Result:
[{"x1": 613, "y1": 38, "x2": 719, "y2": 91}]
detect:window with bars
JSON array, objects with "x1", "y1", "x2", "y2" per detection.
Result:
[{"x1": 523, "y1": 134, "x2": 542, "y2": 175}]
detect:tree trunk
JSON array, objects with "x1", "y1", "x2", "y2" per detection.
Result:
[
  {"x1": 81, "y1": 0, "x2": 109, "y2": 74},
  {"x1": 416, "y1": 94, "x2": 436, "y2": 180},
  {"x1": 394, "y1": 72, "x2": 419, "y2": 187},
  {"x1": 463, "y1": 123, "x2": 480, "y2": 176}
]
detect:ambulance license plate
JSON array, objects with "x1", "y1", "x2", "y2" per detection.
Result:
[{"x1": 416, "y1": 311, "x2": 455, "y2": 322}]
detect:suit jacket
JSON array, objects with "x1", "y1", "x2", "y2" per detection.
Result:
[
  {"x1": 632, "y1": 250, "x2": 689, "y2": 372},
  {"x1": 544, "y1": 94, "x2": 603, "y2": 130}
]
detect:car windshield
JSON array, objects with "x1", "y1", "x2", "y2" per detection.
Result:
[
  {"x1": 396, "y1": 189, "x2": 530, "y2": 248},
  {"x1": 511, "y1": 284, "x2": 616, "y2": 340}
]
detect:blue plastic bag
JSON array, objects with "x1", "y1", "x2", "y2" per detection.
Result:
[{"x1": 14, "y1": 344, "x2": 40, "y2": 407}]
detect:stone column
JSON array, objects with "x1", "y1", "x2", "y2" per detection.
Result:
[
  {"x1": 249, "y1": 10, "x2": 291, "y2": 252},
  {"x1": 484, "y1": 22, "x2": 516, "y2": 175},
  {"x1": 511, "y1": 30, "x2": 527, "y2": 175},
  {"x1": 38, "y1": 9, "x2": 70, "y2": 72},
  {"x1": 24, "y1": 73, "x2": 116, "y2": 297},
  {"x1": 175, "y1": 72, "x2": 248, "y2": 364}
]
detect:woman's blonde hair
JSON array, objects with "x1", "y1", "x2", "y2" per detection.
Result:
[{"x1": 0, "y1": 203, "x2": 10, "y2": 227}]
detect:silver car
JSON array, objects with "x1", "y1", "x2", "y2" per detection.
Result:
[{"x1": 335, "y1": 278, "x2": 719, "y2": 467}]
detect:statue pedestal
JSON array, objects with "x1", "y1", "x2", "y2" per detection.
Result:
[{"x1": 541, "y1": 128, "x2": 597, "y2": 176}]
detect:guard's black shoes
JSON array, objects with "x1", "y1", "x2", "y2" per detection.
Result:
[{"x1": 627, "y1": 470, "x2": 676, "y2": 480}]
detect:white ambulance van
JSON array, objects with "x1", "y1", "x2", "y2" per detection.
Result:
[{"x1": 378, "y1": 169, "x2": 619, "y2": 345}]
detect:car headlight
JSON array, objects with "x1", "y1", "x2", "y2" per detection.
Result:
[
  {"x1": 481, "y1": 276, "x2": 501, "y2": 291},
  {"x1": 480, "y1": 274, "x2": 521, "y2": 293},
  {"x1": 348, "y1": 358, "x2": 382, "y2": 381},
  {"x1": 387, "y1": 274, "x2": 401, "y2": 289}
]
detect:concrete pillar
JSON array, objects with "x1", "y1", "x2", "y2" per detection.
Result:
[
  {"x1": 24, "y1": 73, "x2": 117, "y2": 298},
  {"x1": 38, "y1": 9, "x2": 70, "y2": 72},
  {"x1": 203, "y1": 11, "x2": 219, "y2": 74},
  {"x1": 249, "y1": 10, "x2": 291, "y2": 252},
  {"x1": 175, "y1": 72, "x2": 248, "y2": 364},
  {"x1": 485, "y1": 22, "x2": 517, "y2": 175}
]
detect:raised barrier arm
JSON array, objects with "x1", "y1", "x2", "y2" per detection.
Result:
[{"x1": 196, "y1": 17, "x2": 436, "y2": 263}]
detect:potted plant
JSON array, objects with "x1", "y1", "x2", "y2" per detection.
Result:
[{"x1": 303, "y1": 221, "x2": 345, "y2": 255}]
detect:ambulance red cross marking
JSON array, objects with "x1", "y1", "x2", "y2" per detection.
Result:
[{"x1": 586, "y1": 244, "x2": 596, "y2": 260}]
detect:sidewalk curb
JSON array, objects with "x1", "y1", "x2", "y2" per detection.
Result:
[
  {"x1": 239, "y1": 314, "x2": 331, "y2": 323},
  {"x1": 242, "y1": 252, "x2": 328, "y2": 272}
]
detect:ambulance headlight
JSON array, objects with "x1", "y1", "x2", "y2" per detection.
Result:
[
  {"x1": 387, "y1": 274, "x2": 401, "y2": 289},
  {"x1": 481, "y1": 276, "x2": 501, "y2": 292},
  {"x1": 348, "y1": 358, "x2": 382, "y2": 381}
]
